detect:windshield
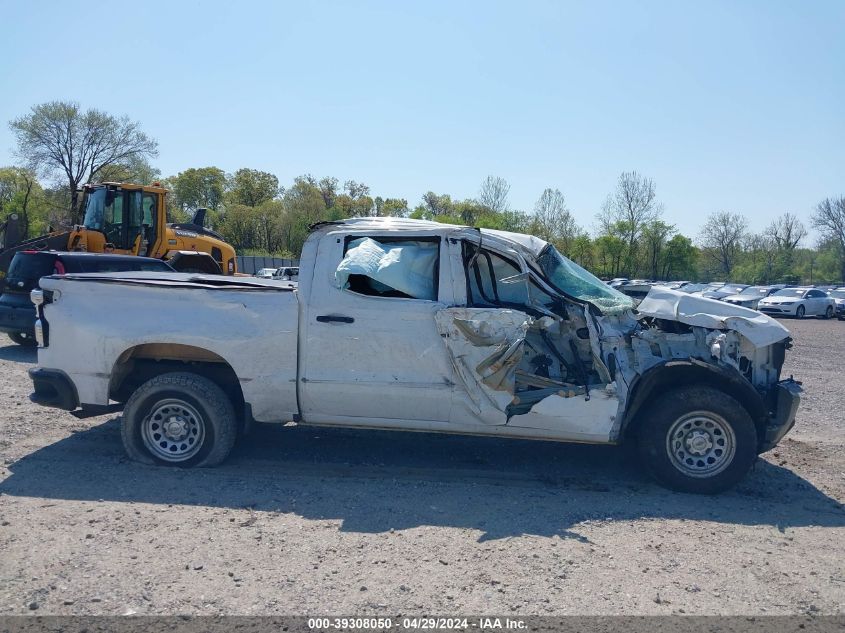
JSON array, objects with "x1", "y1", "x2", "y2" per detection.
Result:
[
  {"x1": 828, "y1": 290, "x2": 845, "y2": 299},
  {"x1": 536, "y1": 245, "x2": 633, "y2": 313},
  {"x1": 739, "y1": 286, "x2": 770, "y2": 296},
  {"x1": 772, "y1": 288, "x2": 806, "y2": 298},
  {"x1": 82, "y1": 188, "x2": 107, "y2": 231}
]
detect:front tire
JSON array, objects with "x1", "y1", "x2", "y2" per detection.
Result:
[
  {"x1": 795, "y1": 304, "x2": 805, "y2": 319},
  {"x1": 8, "y1": 332, "x2": 37, "y2": 347},
  {"x1": 121, "y1": 372, "x2": 237, "y2": 467},
  {"x1": 636, "y1": 386, "x2": 758, "y2": 494}
]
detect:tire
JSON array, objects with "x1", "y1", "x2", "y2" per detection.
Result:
[
  {"x1": 795, "y1": 304, "x2": 805, "y2": 319},
  {"x1": 8, "y1": 332, "x2": 37, "y2": 347},
  {"x1": 636, "y1": 386, "x2": 758, "y2": 494},
  {"x1": 822, "y1": 306, "x2": 833, "y2": 320},
  {"x1": 121, "y1": 372, "x2": 237, "y2": 467}
]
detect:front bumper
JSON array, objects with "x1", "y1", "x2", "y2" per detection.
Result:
[
  {"x1": 836, "y1": 304, "x2": 845, "y2": 318},
  {"x1": 0, "y1": 301, "x2": 36, "y2": 336},
  {"x1": 759, "y1": 304, "x2": 796, "y2": 315},
  {"x1": 759, "y1": 379, "x2": 802, "y2": 453},
  {"x1": 29, "y1": 367, "x2": 79, "y2": 411}
]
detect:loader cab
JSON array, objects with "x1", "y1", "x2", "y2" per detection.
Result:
[{"x1": 80, "y1": 184, "x2": 163, "y2": 255}]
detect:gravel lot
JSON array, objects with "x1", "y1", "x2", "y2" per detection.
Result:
[{"x1": 0, "y1": 318, "x2": 843, "y2": 615}]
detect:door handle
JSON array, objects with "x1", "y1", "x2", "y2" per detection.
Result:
[{"x1": 316, "y1": 315, "x2": 355, "y2": 324}]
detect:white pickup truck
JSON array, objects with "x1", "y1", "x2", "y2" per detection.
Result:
[{"x1": 27, "y1": 218, "x2": 801, "y2": 493}]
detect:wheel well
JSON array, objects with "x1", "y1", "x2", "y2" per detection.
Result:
[
  {"x1": 622, "y1": 360, "x2": 768, "y2": 444},
  {"x1": 109, "y1": 344, "x2": 247, "y2": 430}
]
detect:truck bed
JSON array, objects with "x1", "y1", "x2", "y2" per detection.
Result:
[{"x1": 36, "y1": 272, "x2": 300, "y2": 423}]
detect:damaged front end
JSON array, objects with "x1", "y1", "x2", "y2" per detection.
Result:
[{"x1": 437, "y1": 236, "x2": 800, "y2": 452}]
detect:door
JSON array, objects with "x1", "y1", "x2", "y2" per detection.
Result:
[
  {"x1": 803, "y1": 289, "x2": 817, "y2": 315},
  {"x1": 299, "y1": 233, "x2": 455, "y2": 425}
]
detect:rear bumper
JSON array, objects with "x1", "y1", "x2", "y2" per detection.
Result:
[
  {"x1": 759, "y1": 379, "x2": 802, "y2": 453},
  {"x1": 28, "y1": 367, "x2": 79, "y2": 411},
  {"x1": 0, "y1": 301, "x2": 35, "y2": 336}
]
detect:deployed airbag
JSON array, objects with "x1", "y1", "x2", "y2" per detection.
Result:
[{"x1": 335, "y1": 237, "x2": 438, "y2": 300}]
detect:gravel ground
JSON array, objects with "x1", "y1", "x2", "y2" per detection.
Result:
[{"x1": 0, "y1": 318, "x2": 843, "y2": 615}]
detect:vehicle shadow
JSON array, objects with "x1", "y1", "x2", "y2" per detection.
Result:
[
  {"x1": 0, "y1": 342, "x2": 37, "y2": 363},
  {"x1": 2, "y1": 419, "x2": 843, "y2": 541}
]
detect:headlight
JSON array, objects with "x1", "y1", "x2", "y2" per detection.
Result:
[{"x1": 780, "y1": 302, "x2": 795, "y2": 306}]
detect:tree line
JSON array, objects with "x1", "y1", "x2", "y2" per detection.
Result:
[{"x1": 3, "y1": 100, "x2": 844, "y2": 284}]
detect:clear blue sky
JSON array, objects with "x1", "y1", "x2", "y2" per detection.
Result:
[{"x1": 1, "y1": 0, "x2": 842, "y2": 240}]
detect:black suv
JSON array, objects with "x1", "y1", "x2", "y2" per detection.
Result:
[{"x1": 0, "y1": 251, "x2": 174, "y2": 346}]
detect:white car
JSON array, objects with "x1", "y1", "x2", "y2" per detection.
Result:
[
  {"x1": 255, "y1": 268, "x2": 277, "y2": 279},
  {"x1": 758, "y1": 287, "x2": 836, "y2": 319}
]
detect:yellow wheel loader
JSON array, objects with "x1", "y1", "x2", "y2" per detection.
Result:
[{"x1": 0, "y1": 182, "x2": 237, "y2": 281}]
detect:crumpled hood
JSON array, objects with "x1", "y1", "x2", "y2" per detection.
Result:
[{"x1": 637, "y1": 287, "x2": 790, "y2": 347}]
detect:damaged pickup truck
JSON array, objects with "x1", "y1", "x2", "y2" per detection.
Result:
[{"x1": 28, "y1": 218, "x2": 801, "y2": 493}]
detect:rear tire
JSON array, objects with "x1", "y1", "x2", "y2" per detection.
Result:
[
  {"x1": 822, "y1": 306, "x2": 833, "y2": 320},
  {"x1": 795, "y1": 304, "x2": 805, "y2": 319},
  {"x1": 121, "y1": 372, "x2": 237, "y2": 467},
  {"x1": 8, "y1": 332, "x2": 37, "y2": 347},
  {"x1": 636, "y1": 386, "x2": 758, "y2": 494}
]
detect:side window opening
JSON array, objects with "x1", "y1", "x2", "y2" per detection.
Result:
[
  {"x1": 463, "y1": 241, "x2": 555, "y2": 311},
  {"x1": 335, "y1": 236, "x2": 440, "y2": 301}
]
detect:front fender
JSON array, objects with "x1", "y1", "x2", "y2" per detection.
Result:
[{"x1": 621, "y1": 358, "x2": 768, "y2": 441}]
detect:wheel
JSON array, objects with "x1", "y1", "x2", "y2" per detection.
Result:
[
  {"x1": 121, "y1": 372, "x2": 237, "y2": 467},
  {"x1": 795, "y1": 304, "x2": 805, "y2": 319},
  {"x1": 636, "y1": 386, "x2": 758, "y2": 494},
  {"x1": 822, "y1": 306, "x2": 833, "y2": 320},
  {"x1": 8, "y1": 332, "x2": 37, "y2": 347}
]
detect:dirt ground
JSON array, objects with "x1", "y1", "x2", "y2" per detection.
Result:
[{"x1": 0, "y1": 317, "x2": 843, "y2": 616}]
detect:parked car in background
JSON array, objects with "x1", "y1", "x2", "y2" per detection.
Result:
[
  {"x1": 275, "y1": 266, "x2": 299, "y2": 281},
  {"x1": 828, "y1": 289, "x2": 845, "y2": 320},
  {"x1": 722, "y1": 285, "x2": 785, "y2": 310},
  {"x1": 255, "y1": 268, "x2": 277, "y2": 279},
  {"x1": 697, "y1": 283, "x2": 748, "y2": 300},
  {"x1": 758, "y1": 287, "x2": 835, "y2": 319},
  {"x1": 0, "y1": 251, "x2": 174, "y2": 346},
  {"x1": 658, "y1": 280, "x2": 690, "y2": 290},
  {"x1": 675, "y1": 282, "x2": 709, "y2": 294}
]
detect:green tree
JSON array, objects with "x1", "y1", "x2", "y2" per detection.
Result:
[
  {"x1": 569, "y1": 232, "x2": 595, "y2": 268},
  {"x1": 170, "y1": 167, "x2": 227, "y2": 218},
  {"x1": 218, "y1": 203, "x2": 260, "y2": 251},
  {"x1": 662, "y1": 234, "x2": 697, "y2": 280},
  {"x1": 0, "y1": 167, "x2": 48, "y2": 239},
  {"x1": 640, "y1": 220, "x2": 675, "y2": 279},
  {"x1": 228, "y1": 168, "x2": 280, "y2": 207},
  {"x1": 281, "y1": 176, "x2": 329, "y2": 254},
  {"x1": 10, "y1": 101, "x2": 158, "y2": 223},
  {"x1": 374, "y1": 197, "x2": 409, "y2": 217},
  {"x1": 594, "y1": 235, "x2": 626, "y2": 278}
]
